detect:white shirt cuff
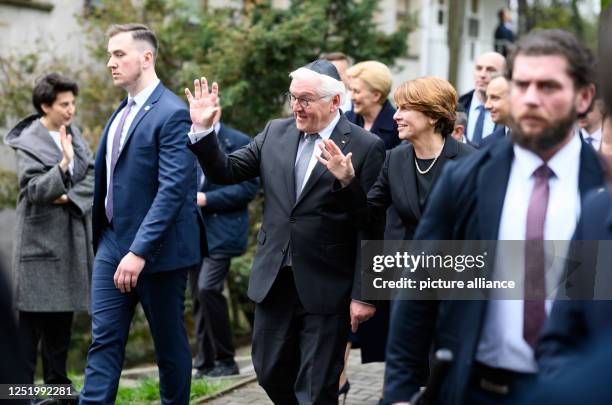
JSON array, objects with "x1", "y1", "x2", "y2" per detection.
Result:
[{"x1": 188, "y1": 125, "x2": 214, "y2": 144}]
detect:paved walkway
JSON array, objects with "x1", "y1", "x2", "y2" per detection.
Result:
[{"x1": 206, "y1": 348, "x2": 385, "y2": 404}]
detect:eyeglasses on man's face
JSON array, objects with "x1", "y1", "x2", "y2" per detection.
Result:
[{"x1": 286, "y1": 92, "x2": 328, "y2": 109}]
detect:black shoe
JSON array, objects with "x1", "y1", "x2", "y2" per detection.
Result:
[
  {"x1": 194, "y1": 365, "x2": 215, "y2": 379},
  {"x1": 206, "y1": 359, "x2": 240, "y2": 377},
  {"x1": 338, "y1": 380, "x2": 350, "y2": 405}
]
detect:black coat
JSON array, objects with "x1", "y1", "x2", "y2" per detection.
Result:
[
  {"x1": 383, "y1": 137, "x2": 605, "y2": 405},
  {"x1": 458, "y1": 90, "x2": 475, "y2": 120},
  {"x1": 494, "y1": 23, "x2": 515, "y2": 57},
  {"x1": 188, "y1": 114, "x2": 385, "y2": 314}
]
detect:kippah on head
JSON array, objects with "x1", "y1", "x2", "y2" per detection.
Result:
[{"x1": 303, "y1": 59, "x2": 341, "y2": 81}]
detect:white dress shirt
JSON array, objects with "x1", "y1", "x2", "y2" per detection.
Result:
[
  {"x1": 467, "y1": 92, "x2": 496, "y2": 142},
  {"x1": 48, "y1": 130, "x2": 74, "y2": 175},
  {"x1": 476, "y1": 131, "x2": 582, "y2": 373},
  {"x1": 188, "y1": 112, "x2": 341, "y2": 192},
  {"x1": 105, "y1": 79, "x2": 160, "y2": 208},
  {"x1": 581, "y1": 127, "x2": 602, "y2": 151},
  {"x1": 295, "y1": 112, "x2": 340, "y2": 192}
]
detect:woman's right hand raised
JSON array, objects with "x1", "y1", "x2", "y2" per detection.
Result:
[{"x1": 315, "y1": 139, "x2": 355, "y2": 187}]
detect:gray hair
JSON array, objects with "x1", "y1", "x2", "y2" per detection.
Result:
[
  {"x1": 289, "y1": 67, "x2": 346, "y2": 106},
  {"x1": 455, "y1": 110, "x2": 468, "y2": 127}
]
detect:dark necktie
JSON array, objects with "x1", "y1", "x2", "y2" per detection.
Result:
[
  {"x1": 294, "y1": 133, "x2": 319, "y2": 198},
  {"x1": 472, "y1": 105, "x2": 486, "y2": 146},
  {"x1": 523, "y1": 164, "x2": 554, "y2": 348},
  {"x1": 106, "y1": 99, "x2": 136, "y2": 223}
]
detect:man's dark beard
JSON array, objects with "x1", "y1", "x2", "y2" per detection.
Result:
[{"x1": 509, "y1": 108, "x2": 577, "y2": 155}]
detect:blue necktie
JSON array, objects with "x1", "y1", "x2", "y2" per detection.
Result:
[{"x1": 472, "y1": 105, "x2": 486, "y2": 146}]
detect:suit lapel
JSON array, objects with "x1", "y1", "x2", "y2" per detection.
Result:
[
  {"x1": 476, "y1": 139, "x2": 514, "y2": 239},
  {"x1": 294, "y1": 116, "x2": 351, "y2": 208},
  {"x1": 402, "y1": 146, "x2": 422, "y2": 219},
  {"x1": 578, "y1": 140, "x2": 605, "y2": 201},
  {"x1": 117, "y1": 82, "x2": 165, "y2": 160}
]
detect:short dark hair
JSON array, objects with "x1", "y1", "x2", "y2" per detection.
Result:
[
  {"x1": 32, "y1": 73, "x2": 79, "y2": 116},
  {"x1": 106, "y1": 23, "x2": 158, "y2": 60},
  {"x1": 506, "y1": 29, "x2": 595, "y2": 90}
]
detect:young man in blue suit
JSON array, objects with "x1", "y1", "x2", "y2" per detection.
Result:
[
  {"x1": 80, "y1": 24, "x2": 203, "y2": 405},
  {"x1": 384, "y1": 29, "x2": 604, "y2": 405}
]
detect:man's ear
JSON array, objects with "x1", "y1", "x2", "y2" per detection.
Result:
[
  {"x1": 143, "y1": 49, "x2": 155, "y2": 68},
  {"x1": 331, "y1": 94, "x2": 341, "y2": 111},
  {"x1": 576, "y1": 83, "x2": 596, "y2": 116}
]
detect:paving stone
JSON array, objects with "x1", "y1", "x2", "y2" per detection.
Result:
[{"x1": 205, "y1": 349, "x2": 384, "y2": 404}]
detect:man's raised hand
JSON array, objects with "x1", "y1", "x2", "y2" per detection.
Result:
[
  {"x1": 315, "y1": 139, "x2": 355, "y2": 187},
  {"x1": 185, "y1": 77, "x2": 220, "y2": 132}
]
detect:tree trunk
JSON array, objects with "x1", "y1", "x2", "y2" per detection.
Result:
[
  {"x1": 571, "y1": 0, "x2": 585, "y2": 40},
  {"x1": 447, "y1": 0, "x2": 466, "y2": 89}
]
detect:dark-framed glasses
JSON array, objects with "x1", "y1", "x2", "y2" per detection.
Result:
[{"x1": 285, "y1": 92, "x2": 327, "y2": 109}]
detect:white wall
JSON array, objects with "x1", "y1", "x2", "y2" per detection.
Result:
[
  {"x1": 377, "y1": 0, "x2": 507, "y2": 98},
  {"x1": 0, "y1": 0, "x2": 91, "y2": 65}
]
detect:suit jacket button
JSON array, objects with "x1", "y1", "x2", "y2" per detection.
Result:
[{"x1": 289, "y1": 217, "x2": 296, "y2": 223}]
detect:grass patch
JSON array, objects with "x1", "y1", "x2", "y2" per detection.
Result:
[{"x1": 69, "y1": 374, "x2": 228, "y2": 404}]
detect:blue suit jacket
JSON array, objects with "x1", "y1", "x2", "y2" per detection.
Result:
[
  {"x1": 536, "y1": 186, "x2": 612, "y2": 380},
  {"x1": 200, "y1": 124, "x2": 259, "y2": 257},
  {"x1": 92, "y1": 82, "x2": 204, "y2": 273},
  {"x1": 384, "y1": 137, "x2": 605, "y2": 405},
  {"x1": 479, "y1": 125, "x2": 507, "y2": 149}
]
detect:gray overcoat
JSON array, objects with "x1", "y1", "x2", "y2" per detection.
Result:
[{"x1": 5, "y1": 115, "x2": 94, "y2": 312}]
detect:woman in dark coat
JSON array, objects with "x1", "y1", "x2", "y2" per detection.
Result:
[
  {"x1": 4, "y1": 73, "x2": 93, "y2": 387},
  {"x1": 319, "y1": 76, "x2": 476, "y2": 402},
  {"x1": 336, "y1": 61, "x2": 401, "y2": 401}
]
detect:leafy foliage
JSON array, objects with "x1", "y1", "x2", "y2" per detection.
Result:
[
  {"x1": 1, "y1": 0, "x2": 413, "y2": 359},
  {"x1": 79, "y1": 0, "x2": 413, "y2": 135},
  {"x1": 526, "y1": 0, "x2": 599, "y2": 49}
]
